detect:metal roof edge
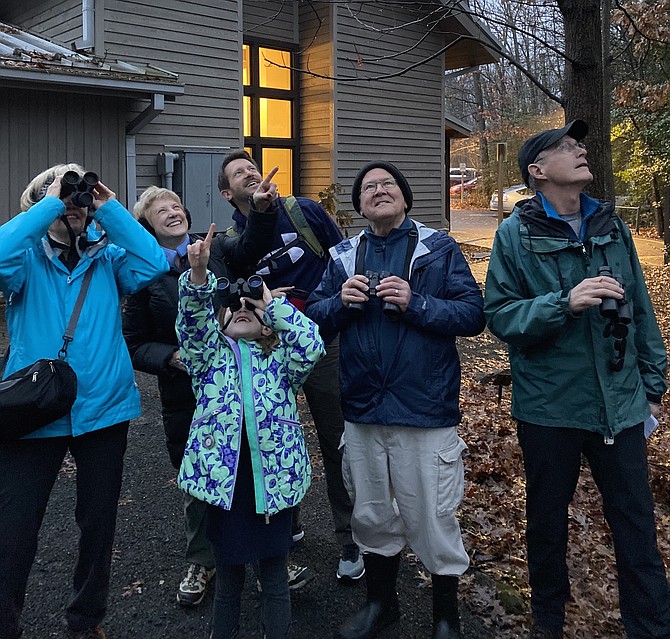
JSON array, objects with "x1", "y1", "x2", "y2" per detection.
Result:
[{"x1": 0, "y1": 67, "x2": 185, "y2": 95}]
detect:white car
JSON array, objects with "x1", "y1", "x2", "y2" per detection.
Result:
[{"x1": 489, "y1": 184, "x2": 533, "y2": 214}]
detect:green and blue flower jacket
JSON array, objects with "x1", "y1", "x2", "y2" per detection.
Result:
[{"x1": 176, "y1": 271, "x2": 325, "y2": 517}]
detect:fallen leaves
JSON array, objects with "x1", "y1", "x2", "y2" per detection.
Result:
[{"x1": 454, "y1": 249, "x2": 670, "y2": 638}]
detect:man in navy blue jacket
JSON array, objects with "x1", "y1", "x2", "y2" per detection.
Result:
[
  {"x1": 212, "y1": 150, "x2": 363, "y2": 583},
  {"x1": 306, "y1": 161, "x2": 485, "y2": 639}
]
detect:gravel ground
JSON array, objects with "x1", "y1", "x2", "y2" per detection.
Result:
[{"x1": 13, "y1": 364, "x2": 496, "y2": 639}]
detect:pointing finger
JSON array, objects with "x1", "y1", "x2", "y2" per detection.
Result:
[
  {"x1": 261, "y1": 166, "x2": 279, "y2": 187},
  {"x1": 204, "y1": 223, "x2": 216, "y2": 246}
]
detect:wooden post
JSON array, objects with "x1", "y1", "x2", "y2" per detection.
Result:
[{"x1": 497, "y1": 143, "x2": 507, "y2": 225}]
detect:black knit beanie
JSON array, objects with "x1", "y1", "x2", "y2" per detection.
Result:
[{"x1": 351, "y1": 161, "x2": 413, "y2": 215}]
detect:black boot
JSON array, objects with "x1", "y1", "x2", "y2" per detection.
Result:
[
  {"x1": 432, "y1": 574, "x2": 461, "y2": 639},
  {"x1": 336, "y1": 553, "x2": 401, "y2": 639}
]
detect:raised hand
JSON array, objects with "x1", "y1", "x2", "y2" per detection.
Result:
[
  {"x1": 45, "y1": 176, "x2": 63, "y2": 200},
  {"x1": 91, "y1": 182, "x2": 116, "y2": 208},
  {"x1": 187, "y1": 223, "x2": 216, "y2": 285},
  {"x1": 252, "y1": 166, "x2": 280, "y2": 213}
]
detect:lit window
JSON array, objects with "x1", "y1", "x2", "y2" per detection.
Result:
[
  {"x1": 243, "y1": 96, "x2": 251, "y2": 137},
  {"x1": 262, "y1": 149, "x2": 292, "y2": 195},
  {"x1": 243, "y1": 42, "x2": 297, "y2": 194},
  {"x1": 259, "y1": 48, "x2": 291, "y2": 90},
  {"x1": 243, "y1": 45, "x2": 250, "y2": 86},
  {"x1": 259, "y1": 98, "x2": 292, "y2": 138}
]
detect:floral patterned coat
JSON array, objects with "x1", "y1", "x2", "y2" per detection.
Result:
[{"x1": 176, "y1": 271, "x2": 325, "y2": 517}]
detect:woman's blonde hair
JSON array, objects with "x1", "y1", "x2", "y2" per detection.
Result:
[
  {"x1": 216, "y1": 307, "x2": 280, "y2": 356},
  {"x1": 133, "y1": 186, "x2": 183, "y2": 228},
  {"x1": 20, "y1": 163, "x2": 86, "y2": 212}
]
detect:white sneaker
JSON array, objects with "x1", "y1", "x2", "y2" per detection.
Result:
[{"x1": 177, "y1": 563, "x2": 216, "y2": 606}]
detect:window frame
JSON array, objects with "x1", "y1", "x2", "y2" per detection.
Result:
[{"x1": 243, "y1": 37, "x2": 299, "y2": 195}]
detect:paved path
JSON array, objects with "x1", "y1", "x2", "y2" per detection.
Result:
[{"x1": 449, "y1": 209, "x2": 664, "y2": 267}]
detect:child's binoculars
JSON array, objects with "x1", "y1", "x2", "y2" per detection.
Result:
[{"x1": 217, "y1": 275, "x2": 264, "y2": 312}]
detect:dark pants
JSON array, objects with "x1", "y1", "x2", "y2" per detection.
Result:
[
  {"x1": 0, "y1": 422, "x2": 129, "y2": 638},
  {"x1": 518, "y1": 422, "x2": 670, "y2": 638},
  {"x1": 301, "y1": 338, "x2": 354, "y2": 547},
  {"x1": 211, "y1": 552, "x2": 290, "y2": 639}
]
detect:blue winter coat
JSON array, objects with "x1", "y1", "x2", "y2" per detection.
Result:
[
  {"x1": 0, "y1": 196, "x2": 169, "y2": 438},
  {"x1": 305, "y1": 220, "x2": 485, "y2": 428}
]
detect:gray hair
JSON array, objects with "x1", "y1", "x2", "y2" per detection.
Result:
[{"x1": 20, "y1": 163, "x2": 86, "y2": 212}]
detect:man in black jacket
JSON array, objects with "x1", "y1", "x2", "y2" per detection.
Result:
[{"x1": 122, "y1": 176, "x2": 278, "y2": 606}]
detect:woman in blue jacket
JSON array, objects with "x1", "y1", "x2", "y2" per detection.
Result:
[{"x1": 0, "y1": 164, "x2": 168, "y2": 639}]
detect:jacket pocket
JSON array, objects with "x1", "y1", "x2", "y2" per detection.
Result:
[
  {"x1": 436, "y1": 436, "x2": 468, "y2": 517},
  {"x1": 270, "y1": 418, "x2": 309, "y2": 491}
]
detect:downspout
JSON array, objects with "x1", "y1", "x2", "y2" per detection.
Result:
[
  {"x1": 76, "y1": 0, "x2": 95, "y2": 50},
  {"x1": 125, "y1": 94, "x2": 165, "y2": 209}
]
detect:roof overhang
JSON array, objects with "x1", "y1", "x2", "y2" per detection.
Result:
[
  {"x1": 436, "y1": 0, "x2": 501, "y2": 70},
  {"x1": 0, "y1": 22, "x2": 183, "y2": 99},
  {"x1": 445, "y1": 114, "x2": 473, "y2": 139}
]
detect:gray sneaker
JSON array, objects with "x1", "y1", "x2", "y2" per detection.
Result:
[{"x1": 337, "y1": 544, "x2": 365, "y2": 581}]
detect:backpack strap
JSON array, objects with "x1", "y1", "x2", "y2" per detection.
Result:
[{"x1": 282, "y1": 196, "x2": 326, "y2": 260}]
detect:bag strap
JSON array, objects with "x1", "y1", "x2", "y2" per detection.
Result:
[
  {"x1": 282, "y1": 196, "x2": 326, "y2": 260},
  {"x1": 58, "y1": 263, "x2": 95, "y2": 359}
]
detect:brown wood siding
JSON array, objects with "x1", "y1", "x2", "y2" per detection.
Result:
[
  {"x1": 2, "y1": 0, "x2": 82, "y2": 43},
  {"x1": 0, "y1": 88, "x2": 126, "y2": 219},
  {"x1": 333, "y1": 5, "x2": 446, "y2": 232},
  {"x1": 298, "y1": 1, "x2": 334, "y2": 203},
  {"x1": 104, "y1": 0, "x2": 242, "y2": 195},
  {"x1": 243, "y1": 0, "x2": 297, "y2": 45}
]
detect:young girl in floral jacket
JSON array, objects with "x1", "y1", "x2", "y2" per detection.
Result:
[{"x1": 176, "y1": 224, "x2": 325, "y2": 639}]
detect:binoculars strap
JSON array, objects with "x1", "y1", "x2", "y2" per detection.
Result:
[{"x1": 354, "y1": 223, "x2": 419, "y2": 281}]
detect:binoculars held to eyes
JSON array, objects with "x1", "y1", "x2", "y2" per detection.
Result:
[
  {"x1": 349, "y1": 270, "x2": 401, "y2": 320},
  {"x1": 217, "y1": 276, "x2": 264, "y2": 312},
  {"x1": 60, "y1": 171, "x2": 99, "y2": 208}
]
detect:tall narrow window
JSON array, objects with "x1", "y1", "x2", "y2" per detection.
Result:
[{"x1": 243, "y1": 42, "x2": 297, "y2": 194}]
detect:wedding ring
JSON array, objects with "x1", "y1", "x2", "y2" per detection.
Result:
[{"x1": 395, "y1": 288, "x2": 399, "y2": 295}]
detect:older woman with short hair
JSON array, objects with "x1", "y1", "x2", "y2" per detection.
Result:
[{"x1": 0, "y1": 164, "x2": 169, "y2": 639}]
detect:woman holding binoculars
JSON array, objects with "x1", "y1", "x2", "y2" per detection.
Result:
[
  {"x1": 122, "y1": 170, "x2": 279, "y2": 611},
  {"x1": 0, "y1": 163, "x2": 169, "y2": 639}
]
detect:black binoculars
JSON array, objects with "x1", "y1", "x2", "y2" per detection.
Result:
[
  {"x1": 598, "y1": 266, "x2": 631, "y2": 373},
  {"x1": 217, "y1": 276, "x2": 264, "y2": 312},
  {"x1": 60, "y1": 171, "x2": 99, "y2": 208},
  {"x1": 349, "y1": 270, "x2": 401, "y2": 321},
  {"x1": 597, "y1": 266, "x2": 631, "y2": 325}
]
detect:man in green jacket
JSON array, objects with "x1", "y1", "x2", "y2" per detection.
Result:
[{"x1": 484, "y1": 120, "x2": 670, "y2": 639}]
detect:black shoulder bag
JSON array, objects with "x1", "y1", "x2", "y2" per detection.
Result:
[{"x1": 0, "y1": 264, "x2": 94, "y2": 440}]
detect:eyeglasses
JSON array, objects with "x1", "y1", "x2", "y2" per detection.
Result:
[
  {"x1": 361, "y1": 178, "x2": 398, "y2": 194},
  {"x1": 535, "y1": 140, "x2": 586, "y2": 163}
]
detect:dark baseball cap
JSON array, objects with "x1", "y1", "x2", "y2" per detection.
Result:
[{"x1": 518, "y1": 119, "x2": 588, "y2": 187}]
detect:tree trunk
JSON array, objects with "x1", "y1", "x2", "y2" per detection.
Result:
[
  {"x1": 557, "y1": 0, "x2": 614, "y2": 201},
  {"x1": 663, "y1": 187, "x2": 670, "y2": 265}
]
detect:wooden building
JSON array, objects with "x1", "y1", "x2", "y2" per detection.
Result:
[{"x1": 0, "y1": 1, "x2": 497, "y2": 231}]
